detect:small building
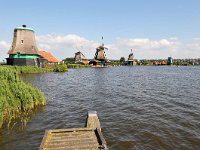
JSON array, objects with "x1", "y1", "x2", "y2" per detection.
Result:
[
  {"x1": 7, "y1": 25, "x2": 40, "y2": 66},
  {"x1": 39, "y1": 51, "x2": 59, "y2": 67},
  {"x1": 153, "y1": 60, "x2": 167, "y2": 65},
  {"x1": 74, "y1": 51, "x2": 89, "y2": 65},
  {"x1": 167, "y1": 57, "x2": 173, "y2": 65}
]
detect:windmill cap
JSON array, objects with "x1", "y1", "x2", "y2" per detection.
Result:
[{"x1": 14, "y1": 25, "x2": 34, "y2": 32}]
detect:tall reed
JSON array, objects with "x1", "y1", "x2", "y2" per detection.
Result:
[{"x1": 0, "y1": 66, "x2": 47, "y2": 128}]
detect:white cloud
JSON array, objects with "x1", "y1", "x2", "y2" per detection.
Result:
[
  {"x1": 183, "y1": 43, "x2": 200, "y2": 58},
  {"x1": 36, "y1": 34, "x2": 200, "y2": 60},
  {"x1": 0, "y1": 41, "x2": 10, "y2": 62},
  {"x1": 1, "y1": 34, "x2": 200, "y2": 62},
  {"x1": 36, "y1": 34, "x2": 100, "y2": 60},
  {"x1": 108, "y1": 37, "x2": 181, "y2": 59},
  {"x1": 193, "y1": 37, "x2": 200, "y2": 41}
]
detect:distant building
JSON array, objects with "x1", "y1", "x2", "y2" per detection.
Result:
[
  {"x1": 7, "y1": 25, "x2": 40, "y2": 66},
  {"x1": 153, "y1": 60, "x2": 167, "y2": 65},
  {"x1": 167, "y1": 57, "x2": 173, "y2": 65},
  {"x1": 74, "y1": 51, "x2": 89, "y2": 65}
]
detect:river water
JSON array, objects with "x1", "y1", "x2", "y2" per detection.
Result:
[{"x1": 0, "y1": 66, "x2": 200, "y2": 150}]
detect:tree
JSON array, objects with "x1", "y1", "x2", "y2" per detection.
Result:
[
  {"x1": 62, "y1": 57, "x2": 75, "y2": 64},
  {"x1": 120, "y1": 57, "x2": 125, "y2": 64}
]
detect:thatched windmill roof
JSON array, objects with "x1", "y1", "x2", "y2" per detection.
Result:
[
  {"x1": 8, "y1": 25, "x2": 39, "y2": 55},
  {"x1": 75, "y1": 51, "x2": 89, "y2": 64},
  {"x1": 128, "y1": 53, "x2": 134, "y2": 61},
  {"x1": 75, "y1": 51, "x2": 87, "y2": 61},
  {"x1": 94, "y1": 45, "x2": 108, "y2": 60}
]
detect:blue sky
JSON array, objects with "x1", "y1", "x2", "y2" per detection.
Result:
[{"x1": 1, "y1": 0, "x2": 200, "y2": 61}]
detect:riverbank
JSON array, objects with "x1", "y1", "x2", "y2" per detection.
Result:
[
  {"x1": 0, "y1": 66, "x2": 54, "y2": 128},
  {"x1": 66, "y1": 64, "x2": 92, "y2": 69}
]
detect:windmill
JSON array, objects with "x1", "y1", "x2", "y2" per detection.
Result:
[
  {"x1": 74, "y1": 46, "x2": 88, "y2": 64},
  {"x1": 7, "y1": 25, "x2": 40, "y2": 66},
  {"x1": 126, "y1": 49, "x2": 136, "y2": 66},
  {"x1": 89, "y1": 36, "x2": 110, "y2": 66},
  {"x1": 94, "y1": 36, "x2": 108, "y2": 60},
  {"x1": 128, "y1": 49, "x2": 134, "y2": 61}
]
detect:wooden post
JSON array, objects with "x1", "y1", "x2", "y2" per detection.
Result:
[{"x1": 86, "y1": 111, "x2": 101, "y2": 131}]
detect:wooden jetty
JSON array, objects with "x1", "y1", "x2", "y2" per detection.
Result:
[{"x1": 39, "y1": 111, "x2": 108, "y2": 150}]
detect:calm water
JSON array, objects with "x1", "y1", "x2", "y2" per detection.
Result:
[{"x1": 0, "y1": 66, "x2": 200, "y2": 150}]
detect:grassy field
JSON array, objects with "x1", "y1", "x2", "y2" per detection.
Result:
[{"x1": 0, "y1": 66, "x2": 53, "y2": 128}]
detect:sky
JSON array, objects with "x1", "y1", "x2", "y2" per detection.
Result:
[{"x1": 0, "y1": 0, "x2": 200, "y2": 61}]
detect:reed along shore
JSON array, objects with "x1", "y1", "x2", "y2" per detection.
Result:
[{"x1": 0, "y1": 66, "x2": 53, "y2": 128}]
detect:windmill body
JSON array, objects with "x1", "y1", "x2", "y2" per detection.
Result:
[
  {"x1": 7, "y1": 25, "x2": 40, "y2": 66},
  {"x1": 89, "y1": 44, "x2": 110, "y2": 67},
  {"x1": 74, "y1": 51, "x2": 89, "y2": 64}
]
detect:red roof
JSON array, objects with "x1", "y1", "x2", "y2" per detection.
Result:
[{"x1": 39, "y1": 51, "x2": 59, "y2": 63}]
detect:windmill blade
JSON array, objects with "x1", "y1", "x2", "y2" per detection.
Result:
[
  {"x1": 75, "y1": 46, "x2": 79, "y2": 51},
  {"x1": 104, "y1": 47, "x2": 108, "y2": 50}
]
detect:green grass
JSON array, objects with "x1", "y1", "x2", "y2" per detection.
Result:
[
  {"x1": 66, "y1": 64, "x2": 92, "y2": 69},
  {"x1": 0, "y1": 66, "x2": 49, "y2": 128},
  {"x1": 13, "y1": 65, "x2": 53, "y2": 74}
]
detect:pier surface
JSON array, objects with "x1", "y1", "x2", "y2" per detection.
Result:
[{"x1": 39, "y1": 111, "x2": 108, "y2": 150}]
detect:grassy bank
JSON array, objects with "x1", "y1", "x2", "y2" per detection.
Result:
[
  {"x1": 0, "y1": 66, "x2": 51, "y2": 128},
  {"x1": 13, "y1": 65, "x2": 53, "y2": 73},
  {"x1": 66, "y1": 64, "x2": 91, "y2": 69}
]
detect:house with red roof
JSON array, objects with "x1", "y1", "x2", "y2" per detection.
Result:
[
  {"x1": 39, "y1": 50, "x2": 59, "y2": 67},
  {"x1": 39, "y1": 51, "x2": 59, "y2": 63}
]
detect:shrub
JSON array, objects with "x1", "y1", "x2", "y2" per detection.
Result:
[{"x1": 53, "y1": 63, "x2": 67, "y2": 72}]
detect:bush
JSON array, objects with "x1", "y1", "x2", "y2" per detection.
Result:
[{"x1": 53, "y1": 63, "x2": 67, "y2": 72}]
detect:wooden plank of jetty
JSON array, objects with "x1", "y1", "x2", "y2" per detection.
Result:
[{"x1": 39, "y1": 111, "x2": 108, "y2": 150}]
